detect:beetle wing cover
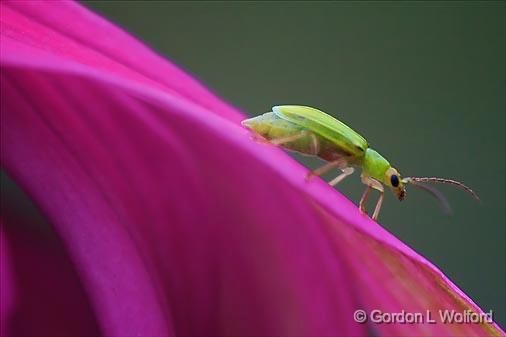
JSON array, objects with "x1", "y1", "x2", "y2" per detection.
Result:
[{"x1": 272, "y1": 105, "x2": 368, "y2": 157}]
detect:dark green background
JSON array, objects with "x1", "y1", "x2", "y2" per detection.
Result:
[{"x1": 84, "y1": 1, "x2": 504, "y2": 327}]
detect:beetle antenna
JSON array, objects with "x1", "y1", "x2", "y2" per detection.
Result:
[
  {"x1": 407, "y1": 181, "x2": 452, "y2": 214},
  {"x1": 403, "y1": 177, "x2": 480, "y2": 202}
]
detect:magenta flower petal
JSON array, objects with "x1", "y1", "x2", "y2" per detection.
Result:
[
  {"x1": 1, "y1": 2, "x2": 503, "y2": 337},
  {"x1": 0, "y1": 0, "x2": 242, "y2": 123},
  {"x1": 1, "y1": 207, "x2": 100, "y2": 337}
]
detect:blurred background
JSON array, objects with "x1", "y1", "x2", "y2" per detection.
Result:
[{"x1": 79, "y1": 1, "x2": 501, "y2": 326}]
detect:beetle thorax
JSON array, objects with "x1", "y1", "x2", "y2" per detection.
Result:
[{"x1": 362, "y1": 148, "x2": 391, "y2": 182}]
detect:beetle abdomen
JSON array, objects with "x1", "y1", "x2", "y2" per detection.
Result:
[
  {"x1": 242, "y1": 112, "x2": 319, "y2": 155},
  {"x1": 243, "y1": 112, "x2": 350, "y2": 160},
  {"x1": 242, "y1": 112, "x2": 300, "y2": 138}
]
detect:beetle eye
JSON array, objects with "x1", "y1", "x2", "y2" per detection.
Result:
[{"x1": 391, "y1": 174, "x2": 399, "y2": 187}]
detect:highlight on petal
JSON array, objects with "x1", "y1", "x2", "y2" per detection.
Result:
[{"x1": 0, "y1": 1, "x2": 504, "y2": 337}]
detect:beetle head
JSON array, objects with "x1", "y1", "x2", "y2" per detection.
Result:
[{"x1": 384, "y1": 167, "x2": 406, "y2": 201}]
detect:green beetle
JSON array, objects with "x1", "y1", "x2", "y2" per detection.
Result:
[{"x1": 242, "y1": 105, "x2": 479, "y2": 220}]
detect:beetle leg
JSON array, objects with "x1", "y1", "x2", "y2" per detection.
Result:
[
  {"x1": 359, "y1": 185, "x2": 372, "y2": 215},
  {"x1": 306, "y1": 159, "x2": 347, "y2": 181},
  {"x1": 249, "y1": 133, "x2": 271, "y2": 144},
  {"x1": 329, "y1": 167, "x2": 354, "y2": 186},
  {"x1": 308, "y1": 133, "x2": 320, "y2": 155},
  {"x1": 372, "y1": 187, "x2": 385, "y2": 221},
  {"x1": 361, "y1": 176, "x2": 385, "y2": 220},
  {"x1": 269, "y1": 130, "x2": 310, "y2": 145}
]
